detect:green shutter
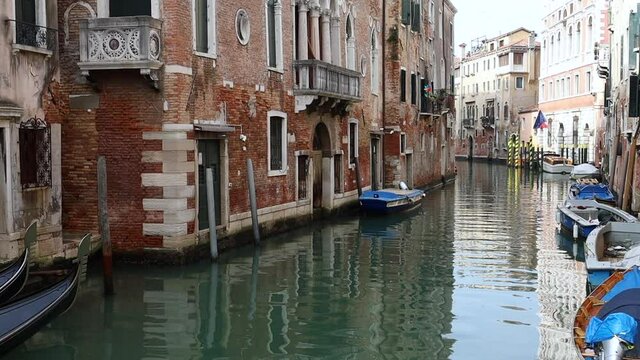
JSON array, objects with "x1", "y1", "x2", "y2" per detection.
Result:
[
  {"x1": 268, "y1": 0, "x2": 277, "y2": 67},
  {"x1": 411, "y1": 2, "x2": 420, "y2": 32},
  {"x1": 196, "y1": 0, "x2": 208, "y2": 52},
  {"x1": 401, "y1": 0, "x2": 411, "y2": 25},
  {"x1": 629, "y1": 7, "x2": 639, "y2": 70}
]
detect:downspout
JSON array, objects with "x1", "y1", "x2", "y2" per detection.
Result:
[{"x1": 381, "y1": 0, "x2": 386, "y2": 188}]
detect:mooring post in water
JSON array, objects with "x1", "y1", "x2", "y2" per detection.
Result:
[
  {"x1": 97, "y1": 156, "x2": 114, "y2": 296},
  {"x1": 248, "y1": 247, "x2": 260, "y2": 321},
  {"x1": 206, "y1": 168, "x2": 218, "y2": 260},
  {"x1": 247, "y1": 159, "x2": 260, "y2": 245},
  {"x1": 354, "y1": 156, "x2": 362, "y2": 197}
]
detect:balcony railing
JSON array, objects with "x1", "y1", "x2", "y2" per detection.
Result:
[
  {"x1": 8, "y1": 20, "x2": 57, "y2": 53},
  {"x1": 78, "y1": 16, "x2": 162, "y2": 75},
  {"x1": 293, "y1": 59, "x2": 362, "y2": 102},
  {"x1": 481, "y1": 116, "x2": 495, "y2": 127},
  {"x1": 463, "y1": 119, "x2": 475, "y2": 128}
]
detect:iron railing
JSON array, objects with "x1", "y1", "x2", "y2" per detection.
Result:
[
  {"x1": 481, "y1": 116, "x2": 495, "y2": 127},
  {"x1": 463, "y1": 119, "x2": 475, "y2": 128},
  {"x1": 8, "y1": 20, "x2": 57, "y2": 51},
  {"x1": 293, "y1": 59, "x2": 362, "y2": 101}
]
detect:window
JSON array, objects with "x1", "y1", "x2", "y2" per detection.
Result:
[
  {"x1": 109, "y1": 0, "x2": 150, "y2": 16},
  {"x1": 503, "y1": 103, "x2": 509, "y2": 121},
  {"x1": 568, "y1": 27, "x2": 573, "y2": 55},
  {"x1": 438, "y1": 8, "x2": 443, "y2": 38},
  {"x1": 541, "y1": 84, "x2": 545, "y2": 101},
  {"x1": 349, "y1": 121, "x2": 358, "y2": 165},
  {"x1": 13, "y1": 0, "x2": 55, "y2": 50},
  {"x1": 515, "y1": 77, "x2": 524, "y2": 89},
  {"x1": 429, "y1": 0, "x2": 435, "y2": 23},
  {"x1": 513, "y1": 53, "x2": 524, "y2": 65},
  {"x1": 346, "y1": 15, "x2": 356, "y2": 70},
  {"x1": 297, "y1": 155, "x2": 309, "y2": 200},
  {"x1": 499, "y1": 39, "x2": 504, "y2": 47},
  {"x1": 587, "y1": 71, "x2": 592, "y2": 91},
  {"x1": 400, "y1": 69, "x2": 407, "y2": 102},
  {"x1": 193, "y1": 0, "x2": 217, "y2": 56},
  {"x1": 334, "y1": 155, "x2": 343, "y2": 194},
  {"x1": 575, "y1": 74, "x2": 580, "y2": 94},
  {"x1": 402, "y1": 0, "x2": 411, "y2": 25},
  {"x1": 266, "y1": 0, "x2": 283, "y2": 69},
  {"x1": 411, "y1": 0, "x2": 421, "y2": 32},
  {"x1": 411, "y1": 72, "x2": 417, "y2": 105},
  {"x1": 235, "y1": 9, "x2": 250, "y2": 45},
  {"x1": 561, "y1": 78, "x2": 565, "y2": 97},
  {"x1": 371, "y1": 30, "x2": 379, "y2": 94},
  {"x1": 268, "y1": 111, "x2": 287, "y2": 174},
  {"x1": 498, "y1": 54, "x2": 509, "y2": 66},
  {"x1": 19, "y1": 118, "x2": 51, "y2": 189},
  {"x1": 400, "y1": 133, "x2": 407, "y2": 154},
  {"x1": 576, "y1": 23, "x2": 581, "y2": 53},
  {"x1": 587, "y1": 17, "x2": 593, "y2": 51},
  {"x1": 549, "y1": 81, "x2": 553, "y2": 99},
  {"x1": 421, "y1": 133, "x2": 426, "y2": 151},
  {"x1": 504, "y1": 78, "x2": 509, "y2": 89}
]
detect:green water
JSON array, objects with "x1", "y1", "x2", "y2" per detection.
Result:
[{"x1": 4, "y1": 162, "x2": 586, "y2": 359}]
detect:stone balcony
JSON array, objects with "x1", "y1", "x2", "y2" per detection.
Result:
[
  {"x1": 481, "y1": 116, "x2": 495, "y2": 128},
  {"x1": 78, "y1": 16, "x2": 162, "y2": 76},
  {"x1": 463, "y1": 119, "x2": 475, "y2": 128},
  {"x1": 293, "y1": 59, "x2": 362, "y2": 113}
]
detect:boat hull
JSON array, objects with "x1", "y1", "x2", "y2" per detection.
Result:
[
  {"x1": 543, "y1": 161, "x2": 574, "y2": 174},
  {"x1": 359, "y1": 189, "x2": 425, "y2": 214},
  {"x1": 585, "y1": 222, "x2": 640, "y2": 288},
  {"x1": 0, "y1": 249, "x2": 29, "y2": 306}
]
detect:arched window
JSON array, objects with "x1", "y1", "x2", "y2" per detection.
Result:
[
  {"x1": 576, "y1": 22, "x2": 581, "y2": 53},
  {"x1": 370, "y1": 29, "x2": 379, "y2": 94},
  {"x1": 563, "y1": 9, "x2": 567, "y2": 18},
  {"x1": 557, "y1": 32, "x2": 562, "y2": 61},
  {"x1": 550, "y1": 37, "x2": 554, "y2": 64},
  {"x1": 346, "y1": 14, "x2": 355, "y2": 70},
  {"x1": 503, "y1": 102, "x2": 509, "y2": 121},
  {"x1": 568, "y1": 27, "x2": 573, "y2": 56},
  {"x1": 587, "y1": 17, "x2": 593, "y2": 51}
]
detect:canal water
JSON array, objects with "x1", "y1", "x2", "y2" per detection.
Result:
[{"x1": 6, "y1": 162, "x2": 588, "y2": 360}]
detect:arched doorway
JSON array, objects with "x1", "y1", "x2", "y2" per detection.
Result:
[
  {"x1": 467, "y1": 136, "x2": 474, "y2": 160},
  {"x1": 313, "y1": 123, "x2": 331, "y2": 209}
]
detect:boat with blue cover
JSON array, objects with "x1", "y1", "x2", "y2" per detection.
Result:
[
  {"x1": 584, "y1": 222, "x2": 640, "y2": 288},
  {"x1": 359, "y1": 186, "x2": 425, "y2": 214},
  {"x1": 569, "y1": 178, "x2": 616, "y2": 205},
  {"x1": 556, "y1": 199, "x2": 637, "y2": 240},
  {"x1": 574, "y1": 266, "x2": 640, "y2": 359}
]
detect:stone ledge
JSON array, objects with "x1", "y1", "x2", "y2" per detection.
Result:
[
  {"x1": 143, "y1": 131, "x2": 188, "y2": 140},
  {"x1": 142, "y1": 151, "x2": 188, "y2": 164},
  {"x1": 143, "y1": 198, "x2": 188, "y2": 211},
  {"x1": 142, "y1": 173, "x2": 187, "y2": 187},
  {"x1": 143, "y1": 223, "x2": 187, "y2": 237}
]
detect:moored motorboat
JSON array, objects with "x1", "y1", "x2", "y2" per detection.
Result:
[
  {"x1": 0, "y1": 233, "x2": 90, "y2": 355},
  {"x1": 0, "y1": 222, "x2": 36, "y2": 305},
  {"x1": 574, "y1": 267, "x2": 640, "y2": 360},
  {"x1": 585, "y1": 222, "x2": 640, "y2": 288},
  {"x1": 543, "y1": 155, "x2": 574, "y2": 174},
  {"x1": 359, "y1": 187, "x2": 425, "y2": 214},
  {"x1": 571, "y1": 163, "x2": 601, "y2": 180},
  {"x1": 556, "y1": 199, "x2": 637, "y2": 240},
  {"x1": 568, "y1": 179, "x2": 616, "y2": 206}
]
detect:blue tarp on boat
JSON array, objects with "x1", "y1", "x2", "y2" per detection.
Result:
[
  {"x1": 602, "y1": 268, "x2": 640, "y2": 302},
  {"x1": 570, "y1": 183, "x2": 616, "y2": 203},
  {"x1": 586, "y1": 312, "x2": 637, "y2": 345}
]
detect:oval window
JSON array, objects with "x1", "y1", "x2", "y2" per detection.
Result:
[{"x1": 235, "y1": 9, "x2": 250, "y2": 45}]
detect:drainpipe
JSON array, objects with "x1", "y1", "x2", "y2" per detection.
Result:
[{"x1": 381, "y1": 0, "x2": 386, "y2": 188}]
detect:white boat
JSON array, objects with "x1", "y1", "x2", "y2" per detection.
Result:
[
  {"x1": 556, "y1": 199, "x2": 638, "y2": 240},
  {"x1": 570, "y1": 163, "x2": 601, "y2": 179},
  {"x1": 584, "y1": 222, "x2": 640, "y2": 288},
  {"x1": 543, "y1": 155, "x2": 574, "y2": 174}
]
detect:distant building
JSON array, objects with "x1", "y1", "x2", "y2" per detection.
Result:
[
  {"x1": 455, "y1": 28, "x2": 540, "y2": 161},
  {"x1": 538, "y1": 0, "x2": 608, "y2": 165}
]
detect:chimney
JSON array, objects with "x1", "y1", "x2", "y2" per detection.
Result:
[{"x1": 459, "y1": 43, "x2": 467, "y2": 59}]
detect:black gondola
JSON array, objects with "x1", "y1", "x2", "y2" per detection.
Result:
[
  {"x1": 0, "y1": 222, "x2": 37, "y2": 305},
  {"x1": 0, "y1": 233, "x2": 90, "y2": 355}
]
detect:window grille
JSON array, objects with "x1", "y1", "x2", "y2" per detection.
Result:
[{"x1": 19, "y1": 117, "x2": 51, "y2": 189}]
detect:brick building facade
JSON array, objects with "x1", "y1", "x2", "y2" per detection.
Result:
[{"x1": 28, "y1": 0, "x2": 459, "y2": 261}]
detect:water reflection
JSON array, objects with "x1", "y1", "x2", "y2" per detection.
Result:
[{"x1": 5, "y1": 162, "x2": 588, "y2": 359}]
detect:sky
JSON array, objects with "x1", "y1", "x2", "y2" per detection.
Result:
[{"x1": 453, "y1": 0, "x2": 546, "y2": 58}]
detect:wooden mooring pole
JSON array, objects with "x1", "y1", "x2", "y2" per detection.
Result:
[
  {"x1": 97, "y1": 156, "x2": 114, "y2": 295},
  {"x1": 354, "y1": 156, "x2": 362, "y2": 197},
  {"x1": 247, "y1": 159, "x2": 260, "y2": 245},
  {"x1": 205, "y1": 168, "x2": 218, "y2": 260}
]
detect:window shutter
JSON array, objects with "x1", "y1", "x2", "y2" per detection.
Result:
[
  {"x1": 401, "y1": 0, "x2": 411, "y2": 25},
  {"x1": 400, "y1": 69, "x2": 407, "y2": 102},
  {"x1": 196, "y1": 0, "x2": 208, "y2": 52},
  {"x1": 411, "y1": 2, "x2": 420, "y2": 32},
  {"x1": 267, "y1": 0, "x2": 277, "y2": 67}
]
